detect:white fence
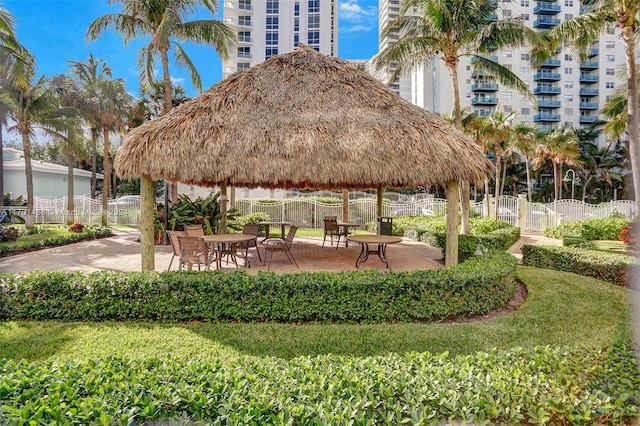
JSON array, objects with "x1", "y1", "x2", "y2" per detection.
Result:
[{"x1": 2, "y1": 194, "x2": 636, "y2": 231}]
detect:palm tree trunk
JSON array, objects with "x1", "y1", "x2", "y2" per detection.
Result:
[
  {"x1": 91, "y1": 129, "x2": 98, "y2": 199},
  {"x1": 446, "y1": 61, "x2": 470, "y2": 234},
  {"x1": 66, "y1": 145, "x2": 74, "y2": 225},
  {"x1": 0, "y1": 122, "x2": 4, "y2": 206},
  {"x1": 501, "y1": 158, "x2": 507, "y2": 195},
  {"x1": 160, "y1": 47, "x2": 178, "y2": 205},
  {"x1": 582, "y1": 175, "x2": 593, "y2": 202},
  {"x1": 524, "y1": 153, "x2": 532, "y2": 202},
  {"x1": 102, "y1": 126, "x2": 110, "y2": 227},
  {"x1": 494, "y1": 157, "x2": 501, "y2": 219},
  {"x1": 553, "y1": 162, "x2": 560, "y2": 201},
  {"x1": 19, "y1": 92, "x2": 34, "y2": 229},
  {"x1": 622, "y1": 26, "x2": 640, "y2": 208}
]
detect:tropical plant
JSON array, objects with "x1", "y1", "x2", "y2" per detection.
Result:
[
  {"x1": 166, "y1": 193, "x2": 239, "y2": 235},
  {"x1": 533, "y1": 127, "x2": 581, "y2": 201},
  {"x1": 67, "y1": 53, "x2": 113, "y2": 199},
  {"x1": 510, "y1": 123, "x2": 539, "y2": 202},
  {"x1": 86, "y1": 0, "x2": 236, "y2": 203},
  {"x1": 481, "y1": 106, "x2": 516, "y2": 206},
  {"x1": 578, "y1": 140, "x2": 623, "y2": 202},
  {"x1": 373, "y1": 0, "x2": 541, "y2": 234},
  {"x1": 544, "y1": 0, "x2": 640, "y2": 209}
]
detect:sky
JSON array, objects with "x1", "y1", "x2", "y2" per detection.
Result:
[{"x1": 2, "y1": 0, "x2": 380, "y2": 98}]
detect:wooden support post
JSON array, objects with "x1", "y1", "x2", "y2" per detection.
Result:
[
  {"x1": 376, "y1": 184, "x2": 384, "y2": 218},
  {"x1": 140, "y1": 174, "x2": 155, "y2": 271},
  {"x1": 342, "y1": 189, "x2": 349, "y2": 222},
  {"x1": 445, "y1": 180, "x2": 459, "y2": 268},
  {"x1": 220, "y1": 179, "x2": 228, "y2": 234}
]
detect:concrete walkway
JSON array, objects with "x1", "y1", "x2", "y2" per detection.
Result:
[
  {"x1": 0, "y1": 229, "x2": 560, "y2": 274},
  {"x1": 507, "y1": 231, "x2": 562, "y2": 263}
]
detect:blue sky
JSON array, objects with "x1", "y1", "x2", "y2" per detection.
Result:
[{"x1": 3, "y1": 0, "x2": 379, "y2": 97}]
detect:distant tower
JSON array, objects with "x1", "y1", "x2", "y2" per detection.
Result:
[
  {"x1": 378, "y1": 0, "x2": 412, "y2": 100},
  {"x1": 223, "y1": 0, "x2": 338, "y2": 78}
]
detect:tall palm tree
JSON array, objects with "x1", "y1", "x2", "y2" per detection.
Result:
[
  {"x1": 545, "y1": 0, "x2": 640, "y2": 207},
  {"x1": 510, "y1": 123, "x2": 540, "y2": 202},
  {"x1": 92, "y1": 77, "x2": 133, "y2": 226},
  {"x1": 533, "y1": 127, "x2": 581, "y2": 201},
  {"x1": 482, "y1": 106, "x2": 516, "y2": 207},
  {"x1": 87, "y1": 0, "x2": 236, "y2": 203},
  {"x1": 68, "y1": 53, "x2": 113, "y2": 200},
  {"x1": 579, "y1": 140, "x2": 623, "y2": 202},
  {"x1": 0, "y1": 70, "x2": 60, "y2": 228},
  {"x1": 373, "y1": 0, "x2": 541, "y2": 233}
]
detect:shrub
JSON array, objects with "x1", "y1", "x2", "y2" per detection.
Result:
[
  {"x1": 521, "y1": 244, "x2": 637, "y2": 286},
  {"x1": 231, "y1": 212, "x2": 271, "y2": 228},
  {"x1": 0, "y1": 343, "x2": 637, "y2": 424},
  {"x1": 0, "y1": 227, "x2": 112, "y2": 256},
  {"x1": 0, "y1": 252, "x2": 517, "y2": 323},
  {"x1": 0, "y1": 226, "x2": 20, "y2": 242},
  {"x1": 68, "y1": 222, "x2": 85, "y2": 233},
  {"x1": 545, "y1": 218, "x2": 631, "y2": 240},
  {"x1": 562, "y1": 236, "x2": 590, "y2": 248}
]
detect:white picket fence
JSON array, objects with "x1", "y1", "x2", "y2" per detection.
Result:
[{"x1": 2, "y1": 194, "x2": 636, "y2": 230}]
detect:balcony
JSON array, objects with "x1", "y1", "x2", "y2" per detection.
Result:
[
  {"x1": 533, "y1": 17, "x2": 561, "y2": 28},
  {"x1": 471, "y1": 69, "x2": 489, "y2": 78},
  {"x1": 579, "y1": 74, "x2": 599, "y2": 84},
  {"x1": 476, "y1": 109, "x2": 492, "y2": 117},
  {"x1": 225, "y1": 1, "x2": 253, "y2": 11},
  {"x1": 579, "y1": 88, "x2": 599, "y2": 96},
  {"x1": 533, "y1": 3, "x2": 561, "y2": 14},
  {"x1": 225, "y1": 17, "x2": 252, "y2": 28},
  {"x1": 537, "y1": 99, "x2": 561, "y2": 108},
  {"x1": 534, "y1": 113, "x2": 561, "y2": 122},
  {"x1": 533, "y1": 72, "x2": 561, "y2": 81},
  {"x1": 580, "y1": 101, "x2": 599, "y2": 109},
  {"x1": 471, "y1": 82, "x2": 499, "y2": 92},
  {"x1": 471, "y1": 55, "x2": 498, "y2": 64},
  {"x1": 579, "y1": 115, "x2": 599, "y2": 124},
  {"x1": 471, "y1": 97, "x2": 498, "y2": 105},
  {"x1": 540, "y1": 59, "x2": 561, "y2": 68},
  {"x1": 588, "y1": 47, "x2": 599, "y2": 57},
  {"x1": 236, "y1": 52, "x2": 252, "y2": 59},
  {"x1": 238, "y1": 35, "x2": 252, "y2": 44},
  {"x1": 579, "y1": 61, "x2": 599, "y2": 70},
  {"x1": 533, "y1": 86, "x2": 561, "y2": 94}
]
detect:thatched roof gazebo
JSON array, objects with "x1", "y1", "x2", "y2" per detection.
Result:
[{"x1": 115, "y1": 46, "x2": 491, "y2": 271}]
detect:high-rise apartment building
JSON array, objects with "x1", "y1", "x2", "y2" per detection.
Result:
[
  {"x1": 223, "y1": 0, "x2": 338, "y2": 78},
  {"x1": 378, "y1": 0, "x2": 412, "y2": 100},
  {"x1": 384, "y1": 0, "x2": 626, "y2": 133}
]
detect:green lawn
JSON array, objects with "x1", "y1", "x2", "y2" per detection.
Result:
[
  {"x1": 590, "y1": 239, "x2": 628, "y2": 252},
  {"x1": 0, "y1": 266, "x2": 630, "y2": 362},
  {"x1": 0, "y1": 226, "x2": 70, "y2": 250}
]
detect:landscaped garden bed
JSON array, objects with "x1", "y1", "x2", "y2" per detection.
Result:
[{"x1": 0, "y1": 225, "x2": 112, "y2": 257}]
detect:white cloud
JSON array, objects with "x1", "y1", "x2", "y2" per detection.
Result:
[{"x1": 339, "y1": 0, "x2": 377, "y2": 25}]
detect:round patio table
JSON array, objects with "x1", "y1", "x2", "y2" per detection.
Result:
[
  {"x1": 347, "y1": 235, "x2": 403, "y2": 269},
  {"x1": 258, "y1": 221, "x2": 292, "y2": 240},
  {"x1": 200, "y1": 234, "x2": 256, "y2": 269}
]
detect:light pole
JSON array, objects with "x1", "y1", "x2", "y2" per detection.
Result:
[{"x1": 563, "y1": 169, "x2": 576, "y2": 200}]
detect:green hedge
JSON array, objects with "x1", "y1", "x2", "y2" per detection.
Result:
[
  {"x1": 521, "y1": 245, "x2": 637, "y2": 286},
  {"x1": 0, "y1": 253, "x2": 517, "y2": 323},
  {"x1": 545, "y1": 218, "x2": 631, "y2": 240},
  {"x1": 0, "y1": 227, "x2": 113, "y2": 256},
  {"x1": 426, "y1": 227, "x2": 520, "y2": 263},
  {"x1": 1, "y1": 342, "x2": 638, "y2": 424}
]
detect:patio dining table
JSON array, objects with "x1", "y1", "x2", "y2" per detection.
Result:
[
  {"x1": 258, "y1": 221, "x2": 292, "y2": 241},
  {"x1": 200, "y1": 234, "x2": 256, "y2": 269},
  {"x1": 347, "y1": 235, "x2": 403, "y2": 269},
  {"x1": 336, "y1": 221, "x2": 363, "y2": 247}
]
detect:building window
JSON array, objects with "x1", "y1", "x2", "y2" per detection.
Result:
[
  {"x1": 564, "y1": 0, "x2": 572, "y2": 5},
  {"x1": 564, "y1": 108, "x2": 573, "y2": 116},
  {"x1": 564, "y1": 94, "x2": 573, "y2": 102},
  {"x1": 564, "y1": 81, "x2": 573, "y2": 88},
  {"x1": 503, "y1": 9, "x2": 512, "y2": 16},
  {"x1": 521, "y1": 53, "x2": 530, "y2": 61},
  {"x1": 237, "y1": 63, "x2": 250, "y2": 71},
  {"x1": 294, "y1": 1, "x2": 300, "y2": 15},
  {"x1": 505, "y1": 64, "x2": 512, "y2": 70},
  {"x1": 239, "y1": 0, "x2": 251, "y2": 10},
  {"x1": 238, "y1": 31, "x2": 251, "y2": 42},
  {"x1": 606, "y1": 68, "x2": 614, "y2": 76},
  {"x1": 266, "y1": 0, "x2": 278, "y2": 13},
  {"x1": 265, "y1": 47, "x2": 278, "y2": 59},
  {"x1": 606, "y1": 41, "x2": 615, "y2": 48},
  {"x1": 564, "y1": 67, "x2": 572, "y2": 75},
  {"x1": 606, "y1": 82, "x2": 615, "y2": 89},
  {"x1": 503, "y1": 50, "x2": 512, "y2": 58},
  {"x1": 266, "y1": 31, "x2": 278, "y2": 45},
  {"x1": 521, "y1": 107, "x2": 530, "y2": 115},
  {"x1": 238, "y1": 15, "x2": 251, "y2": 26},
  {"x1": 606, "y1": 24, "x2": 615, "y2": 34},
  {"x1": 564, "y1": 13, "x2": 573, "y2": 20},
  {"x1": 503, "y1": 91, "x2": 512, "y2": 99},
  {"x1": 520, "y1": 0, "x2": 529, "y2": 5},
  {"x1": 308, "y1": 0, "x2": 319, "y2": 13},
  {"x1": 504, "y1": 105, "x2": 513, "y2": 112},
  {"x1": 266, "y1": 16, "x2": 279, "y2": 29},
  {"x1": 308, "y1": 30, "x2": 320, "y2": 45},
  {"x1": 237, "y1": 46, "x2": 250, "y2": 58},
  {"x1": 606, "y1": 54, "x2": 615, "y2": 62},
  {"x1": 564, "y1": 53, "x2": 572, "y2": 61},
  {"x1": 294, "y1": 34, "x2": 299, "y2": 45},
  {"x1": 521, "y1": 13, "x2": 529, "y2": 20},
  {"x1": 294, "y1": 17, "x2": 299, "y2": 31},
  {"x1": 308, "y1": 14, "x2": 320, "y2": 29},
  {"x1": 521, "y1": 66, "x2": 530, "y2": 74}
]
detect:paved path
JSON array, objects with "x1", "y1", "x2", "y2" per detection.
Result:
[
  {"x1": 0, "y1": 229, "x2": 560, "y2": 273},
  {"x1": 507, "y1": 231, "x2": 562, "y2": 263}
]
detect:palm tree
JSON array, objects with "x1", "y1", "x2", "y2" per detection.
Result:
[
  {"x1": 67, "y1": 53, "x2": 113, "y2": 200},
  {"x1": 579, "y1": 140, "x2": 623, "y2": 202},
  {"x1": 510, "y1": 123, "x2": 540, "y2": 202},
  {"x1": 373, "y1": 0, "x2": 541, "y2": 233},
  {"x1": 87, "y1": 0, "x2": 236, "y2": 203},
  {"x1": 0, "y1": 69, "x2": 60, "y2": 228},
  {"x1": 482, "y1": 106, "x2": 516, "y2": 207},
  {"x1": 533, "y1": 127, "x2": 581, "y2": 201},
  {"x1": 92, "y1": 77, "x2": 133, "y2": 226},
  {"x1": 545, "y1": 0, "x2": 640, "y2": 208}
]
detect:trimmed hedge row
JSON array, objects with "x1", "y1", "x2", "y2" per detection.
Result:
[
  {"x1": 0, "y1": 252, "x2": 517, "y2": 323},
  {"x1": 521, "y1": 244, "x2": 637, "y2": 286},
  {"x1": 1, "y1": 343, "x2": 638, "y2": 424},
  {"x1": 544, "y1": 218, "x2": 631, "y2": 240},
  {"x1": 0, "y1": 227, "x2": 113, "y2": 256}
]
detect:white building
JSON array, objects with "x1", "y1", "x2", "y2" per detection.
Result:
[
  {"x1": 2, "y1": 148, "x2": 102, "y2": 199},
  {"x1": 223, "y1": 0, "x2": 338, "y2": 78},
  {"x1": 383, "y1": 0, "x2": 627, "y2": 133},
  {"x1": 378, "y1": 0, "x2": 411, "y2": 100}
]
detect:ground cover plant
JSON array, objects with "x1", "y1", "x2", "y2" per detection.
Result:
[
  {"x1": 0, "y1": 225, "x2": 112, "y2": 256},
  {"x1": 0, "y1": 268, "x2": 638, "y2": 424}
]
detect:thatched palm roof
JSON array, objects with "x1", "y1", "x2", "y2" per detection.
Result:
[{"x1": 115, "y1": 46, "x2": 491, "y2": 189}]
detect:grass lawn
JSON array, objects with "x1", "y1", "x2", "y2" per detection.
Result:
[
  {"x1": 0, "y1": 266, "x2": 630, "y2": 362},
  {"x1": 0, "y1": 226, "x2": 70, "y2": 251},
  {"x1": 590, "y1": 239, "x2": 628, "y2": 252}
]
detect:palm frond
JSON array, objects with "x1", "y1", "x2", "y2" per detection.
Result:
[
  {"x1": 178, "y1": 20, "x2": 236, "y2": 60},
  {"x1": 172, "y1": 41, "x2": 202, "y2": 91},
  {"x1": 137, "y1": 44, "x2": 159, "y2": 91},
  {"x1": 469, "y1": 55, "x2": 536, "y2": 104},
  {"x1": 86, "y1": 13, "x2": 149, "y2": 45}
]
